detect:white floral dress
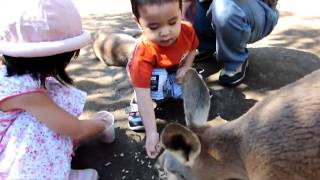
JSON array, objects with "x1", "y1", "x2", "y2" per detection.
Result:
[{"x1": 0, "y1": 66, "x2": 87, "y2": 180}]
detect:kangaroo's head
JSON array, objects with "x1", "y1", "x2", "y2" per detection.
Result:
[
  {"x1": 157, "y1": 69, "x2": 248, "y2": 180},
  {"x1": 157, "y1": 69, "x2": 220, "y2": 180}
]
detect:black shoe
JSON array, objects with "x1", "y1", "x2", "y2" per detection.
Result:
[
  {"x1": 128, "y1": 114, "x2": 144, "y2": 131},
  {"x1": 127, "y1": 99, "x2": 145, "y2": 131},
  {"x1": 128, "y1": 110, "x2": 144, "y2": 131},
  {"x1": 219, "y1": 59, "x2": 249, "y2": 86}
]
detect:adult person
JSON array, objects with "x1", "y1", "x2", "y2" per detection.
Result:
[{"x1": 183, "y1": 0, "x2": 279, "y2": 86}]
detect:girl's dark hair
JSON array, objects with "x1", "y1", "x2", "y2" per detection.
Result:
[
  {"x1": 130, "y1": 0, "x2": 182, "y2": 20},
  {"x1": 2, "y1": 50, "x2": 80, "y2": 87}
]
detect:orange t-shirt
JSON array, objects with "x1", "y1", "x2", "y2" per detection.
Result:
[{"x1": 128, "y1": 21, "x2": 199, "y2": 88}]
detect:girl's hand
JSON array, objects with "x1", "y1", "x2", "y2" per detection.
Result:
[
  {"x1": 93, "y1": 111, "x2": 115, "y2": 143},
  {"x1": 145, "y1": 132, "x2": 161, "y2": 158},
  {"x1": 93, "y1": 111, "x2": 112, "y2": 123},
  {"x1": 176, "y1": 66, "x2": 190, "y2": 84}
]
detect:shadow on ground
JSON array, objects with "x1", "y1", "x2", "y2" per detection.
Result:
[{"x1": 70, "y1": 12, "x2": 320, "y2": 180}]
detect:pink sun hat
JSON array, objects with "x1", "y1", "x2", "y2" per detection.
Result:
[{"x1": 0, "y1": 0, "x2": 91, "y2": 57}]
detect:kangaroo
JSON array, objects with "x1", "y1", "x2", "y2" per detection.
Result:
[
  {"x1": 157, "y1": 68, "x2": 320, "y2": 180},
  {"x1": 93, "y1": 29, "x2": 139, "y2": 66}
]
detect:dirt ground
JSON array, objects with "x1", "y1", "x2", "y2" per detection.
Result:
[{"x1": 69, "y1": 1, "x2": 320, "y2": 179}]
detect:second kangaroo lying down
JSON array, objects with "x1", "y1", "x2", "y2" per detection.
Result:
[
  {"x1": 158, "y1": 69, "x2": 320, "y2": 180},
  {"x1": 93, "y1": 30, "x2": 138, "y2": 66}
]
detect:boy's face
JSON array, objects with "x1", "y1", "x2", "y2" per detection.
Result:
[{"x1": 137, "y1": 1, "x2": 182, "y2": 47}]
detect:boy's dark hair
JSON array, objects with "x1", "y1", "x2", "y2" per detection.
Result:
[
  {"x1": 130, "y1": 0, "x2": 182, "y2": 20},
  {"x1": 2, "y1": 50, "x2": 80, "y2": 87}
]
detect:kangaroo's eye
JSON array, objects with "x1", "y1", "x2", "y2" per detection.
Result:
[
  {"x1": 171, "y1": 170, "x2": 187, "y2": 180},
  {"x1": 178, "y1": 174, "x2": 187, "y2": 180}
]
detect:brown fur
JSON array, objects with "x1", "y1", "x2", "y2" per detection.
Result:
[
  {"x1": 93, "y1": 30, "x2": 138, "y2": 66},
  {"x1": 158, "y1": 68, "x2": 320, "y2": 180}
]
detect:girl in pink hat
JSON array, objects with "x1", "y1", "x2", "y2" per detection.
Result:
[{"x1": 0, "y1": 0, "x2": 111, "y2": 179}]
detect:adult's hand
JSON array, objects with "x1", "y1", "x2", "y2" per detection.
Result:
[{"x1": 182, "y1": 0, "x2": 195, "y2": 22}]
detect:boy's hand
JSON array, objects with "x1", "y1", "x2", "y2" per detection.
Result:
[
  {"x1": 177, "y1": 49, "x2": 196, "y2": 83},
  {"x1": 176, "y1": 66, "x2": 190, "y2": 84},
  {"x1": 146, "y1": 132, "x2": 161, "y2": 158}
]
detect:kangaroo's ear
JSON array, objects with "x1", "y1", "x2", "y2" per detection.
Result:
[
  {"x1": 182, "y1": 68, "x2": 210, "y2": 127},
  {"x1": 160, "y1": 123, "x2": 201, "y2": 166}
]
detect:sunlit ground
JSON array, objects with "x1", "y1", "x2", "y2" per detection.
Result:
[
  {"x1": 72, "y1": 0, "x2": 132, "y2": 16},
  {"x1": 72, "y1": 0, "x2": 320, "y2": 55},
  {"x1": 250, "y1": 0, "x2": 320, "y2": 55}
]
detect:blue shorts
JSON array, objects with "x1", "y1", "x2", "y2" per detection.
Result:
[{"x1": 150, "y1": 68, "x2": 182, "y2": 100}]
